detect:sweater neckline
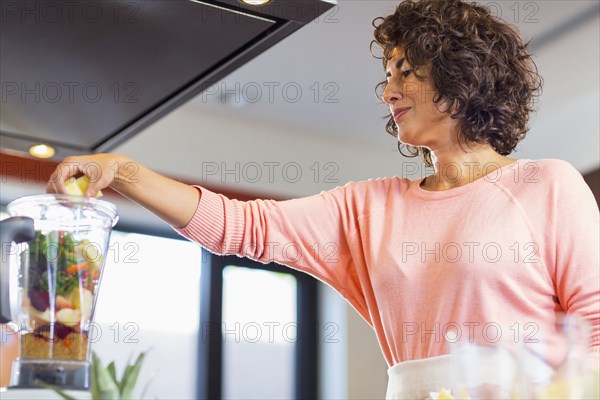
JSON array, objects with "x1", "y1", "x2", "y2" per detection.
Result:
[{"x1": 409, "y1": 159, "x2": 527, "y2": 200}]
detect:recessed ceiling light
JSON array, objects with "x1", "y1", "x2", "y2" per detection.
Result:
[
  {"x1": 240, "y1": 0, "x2": 271, "y2": 5},
  {"x1": 29, "y1": 144, "x2": 56, "y2": 159}
]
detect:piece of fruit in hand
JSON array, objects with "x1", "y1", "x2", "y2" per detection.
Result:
[{"x1": 65, "y1": 176, "x2": 103, "y2": 198}]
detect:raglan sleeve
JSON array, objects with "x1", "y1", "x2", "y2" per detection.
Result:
[
  {"x1": 549, "y1": 161, "x2": 600, "y2": 368},
  {"x1": 173, "y1": 182, "x2": 371, "y2": 322}
]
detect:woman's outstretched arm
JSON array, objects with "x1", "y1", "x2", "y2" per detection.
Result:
[{"x1": 47, "y1": 153, "x2": 200, "y2": 228}]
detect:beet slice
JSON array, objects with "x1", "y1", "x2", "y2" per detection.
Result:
[
  {"x1": 29, "y1": 291, "x2": 50, "y2": 312},
  {"x1": 33, "y1": 322, "x2": 75, "y2": 340}
]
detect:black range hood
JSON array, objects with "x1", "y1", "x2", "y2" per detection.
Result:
[{"x1": 0, "y1": 0, "x2": 335, "y2": 159}]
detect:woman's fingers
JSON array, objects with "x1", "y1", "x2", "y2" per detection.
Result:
[
  {"x1": 47, "y1": 156, "x2": 85, "y2": 194},
  {"x1": 47, "y1": 154, "x2": 115, "y2": 196},
  {"x1": 78, "y1": 157, "x2": 106, "y2": 197}
]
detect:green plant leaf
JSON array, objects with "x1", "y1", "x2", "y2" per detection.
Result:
[
  {"x1": 118, "y1": 363, "x2": 133, "y2": 396},
  {"x1": 92, "y1": 352, "x2": 120, "y2": 399},
  {"x1": 119, "y1": 352, "x2": 146, "y2": 400},
  {"x1": 106, "y1": 361, "x2": 118, "y2": 387},
  {"x1": 139, "y1": 371, "x2": 156, "y2": 400}
]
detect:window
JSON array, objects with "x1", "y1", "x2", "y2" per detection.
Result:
[
  {"x1": 199, "y1": 255, "x2": 318, "y2": 400},
  {"x1": 222, "y1": 266, "x2": 297, "y2": 399},
  {"x1": 92, "y1": 231, "x2": 202, "y2": 399}
]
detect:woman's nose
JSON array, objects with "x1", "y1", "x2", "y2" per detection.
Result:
[{"x1": 382, "y1": 81, "x2": 403, "y2": 105}]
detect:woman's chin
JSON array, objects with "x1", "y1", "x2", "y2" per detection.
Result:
[{"x1": 397, "y1": 135, "x2": 421, "y2": 148}]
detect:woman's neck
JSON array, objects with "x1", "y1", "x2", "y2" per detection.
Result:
[{"x1": 421, "y1": 145, "x2": 517, "y2": 191}]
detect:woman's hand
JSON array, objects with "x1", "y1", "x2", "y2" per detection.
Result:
[
  {"x1": 47, "y1": 153, "x2": 201, "y2": 228},
  {"x1": 47, "y1": 153, "x2": 131, "y2": 197}
]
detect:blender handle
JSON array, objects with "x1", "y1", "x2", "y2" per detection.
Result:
[{"x1": 1, "y1": 216, "x2": 35, "y2": 324}]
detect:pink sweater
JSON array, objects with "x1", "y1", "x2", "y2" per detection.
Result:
[{"x1": 176, "y1": 158, "x2": 600, "y2": 368}]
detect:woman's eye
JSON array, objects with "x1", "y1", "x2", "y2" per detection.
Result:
[{"x1": 385, "y1": 70, "x2": 412, "y2": 82}]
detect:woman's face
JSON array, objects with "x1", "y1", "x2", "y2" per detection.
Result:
[{"x1": 382, "y1": 47, "x2": 458, "y2": 149}]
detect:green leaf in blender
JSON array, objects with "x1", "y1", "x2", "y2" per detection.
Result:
[{"x1": 22, "y1": 231, "x2": 49, "y2": 292}]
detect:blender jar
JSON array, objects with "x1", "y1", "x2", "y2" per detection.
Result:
[{"x1": 3, "y1": 194, "x2": 118, "y2": 389}]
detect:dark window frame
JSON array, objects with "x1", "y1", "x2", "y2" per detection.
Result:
[{"x1": 198, "y1": 252, "x2": 319, "y2": 400}]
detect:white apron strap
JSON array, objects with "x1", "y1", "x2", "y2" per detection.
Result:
[{"x1": 386, "y1": 355, "x2": 453, "y2": 400}]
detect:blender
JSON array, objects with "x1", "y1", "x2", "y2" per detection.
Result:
[{"x1": 1, "y1": 194, "x2": 117, "y2": 398}]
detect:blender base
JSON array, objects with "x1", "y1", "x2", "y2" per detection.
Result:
[
  {"x1": 0, "y1": 387, "x2": 91, "y2": 400},
  {"x1": 10, "y1": 359, "x2": 90, "y2": 391}
]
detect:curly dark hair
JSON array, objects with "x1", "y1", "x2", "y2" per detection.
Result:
[{"x1": 372, "y1": 0, "x2": 543, "y2": 167}]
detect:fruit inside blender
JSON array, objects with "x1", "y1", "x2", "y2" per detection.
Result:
[{"x1": 19, "y1": 230, "x2": 102, "y2": 361}]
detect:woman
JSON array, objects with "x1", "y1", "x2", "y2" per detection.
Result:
[{"x1": 48, "y1": 0, "x2": 599, "y2": 398}]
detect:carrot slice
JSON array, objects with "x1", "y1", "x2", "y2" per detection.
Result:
[{"x1": 66, "y1": 262, "x2": 88, "y2": 275}]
